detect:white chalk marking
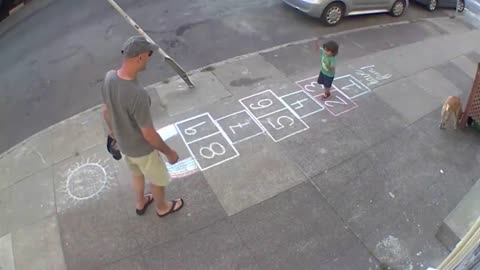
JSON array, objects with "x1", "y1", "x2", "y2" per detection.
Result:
[
  {"x1": 231, "y1": 132, "x2": 264, "y2": 144},
  {"x1": 256, "y1": 108, "x2": 287, "y2": 119},
  {"x1": 215, "y1": 110, "x2": 247, "y2": 121},
  {"x1": 184, "y1": 121, "x2": 206, "y2": 136},
  {"x1": 229, "y1": 121, "x2": 250, "y2": 134},
  {"x1": 157, "y1": 124, "x2": 178, "y2": 140},
  {"x1": 186, "y1": 131, "x2": 221, "y2": 145},
  {"x1": 66, "y1": 163, "x2": 107, "y2": 201},
  {"x1": 199, "y1": 142, "x2": 227, "y2": 159}
]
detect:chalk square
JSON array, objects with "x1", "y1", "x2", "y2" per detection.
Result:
[
  {"x1": 258, "y1": 109, "x2": 309, "y2": 142},
  {"x1": 187, "y1": 132, "x2": 239, "y2": 171},
  {"x1": 296, "y1": 76, "x2": 334, "y2": 97},
  {"x1": 280, "y1": 90, "x2": 325, "y2": 118},
  {"x1": 216, "y1": 111, "x2": 263, "y2": 144},
  {"x1": 239, "y1": 90, "x2": 285, "y2": 119},
  {"x1": 334, "y1": 75, "x2": 371, "y2": 99},
  {"x1": 313, "y1": 89, "x2": 358, "y2": 117},
  {"x1": 175, "y1": 113, "x2": 219, "y2": 144}
]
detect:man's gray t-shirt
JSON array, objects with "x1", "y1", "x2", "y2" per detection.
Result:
[{"x1": 101, "y1": 70, "x2": 154, "y2": 157}]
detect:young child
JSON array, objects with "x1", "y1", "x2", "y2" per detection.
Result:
[{"x1": 317, "y1": 40, "x2": 339, "y2": 100}]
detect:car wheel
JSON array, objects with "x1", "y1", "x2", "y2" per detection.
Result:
[
  {"x1": 390, "y1": 0, "x2": 406, "y2": 16},
  {"x1": 457, "y1": 0, "x2": 465, "y2": 12},
  {"x1": 321, "y1": 3, "x2": 344, "y2": 26},
  {"x1": 428, "y1": 0, "x2": 437, "y2": 11}
]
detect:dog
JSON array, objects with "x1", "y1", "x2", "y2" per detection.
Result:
[{"x1": 440, "y1": 96, "x2": 463, "y2": 129}]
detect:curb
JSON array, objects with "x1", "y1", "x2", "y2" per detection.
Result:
[
  {"x1": 162, "y1": 15, "x2": 451, "y2": 84},
  {"x1": 0, "y1": 15, "x2": 457, "y2": 157}
]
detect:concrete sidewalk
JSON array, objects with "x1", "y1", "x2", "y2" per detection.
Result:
[{"x1": 1, "y1": 17, "x2": 480, "y2": 270}]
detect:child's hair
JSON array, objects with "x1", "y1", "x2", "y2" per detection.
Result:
[{"x1": 323, "y1": 40, "x2": 339, "y2": 56}]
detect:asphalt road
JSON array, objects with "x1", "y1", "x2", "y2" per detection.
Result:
[{"x1": 0, "y1": 0, "x2": 449, "y2": 153}]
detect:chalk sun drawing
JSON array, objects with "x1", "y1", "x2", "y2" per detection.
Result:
[{"x1": 62, "y1": 156, "x2": 116, "y2": 201}]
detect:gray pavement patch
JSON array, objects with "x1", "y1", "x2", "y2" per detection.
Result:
[
  {"x1": 230, "y1": 182, "x2": 377, "y2": 270},
  {"x1": 99, "y1": 255, "x2": 147, "y2": 270},
  {"x1": 375, "y1": 77, "x2": 441, "y2": 124},
  {"x1": 143, "y1": 219, "x2": 255, "y2": 270},
  {"x1": 364, "y1": 200, "x2": 449, "y2": 269},
  {"x1": 338, "y1": 93, "x2": 409, "y2": 148},
  {"x1": 0, "y1": 129, "x2": 53, "y2": 189},
  {"x1": 49, "y1": 107, "x2": 106, "y2": 164},
  {"x1": 12, "y1": 215, "x2": 66, "y2": 270},
  {"x1": 259, "y1": 42, "x2": 322, "y2": 82},
  {"x1": 8, "y1": 168, "x2": 56, "y2": 231},
  {"x1": 410, "y1": 68, "x2": 463, "y2": 101},
  {"x1": 0, "y1": 189, "x2": 12, "y2": 237},
  {"x1": 59, "y1": 211, "x2": 139, "y2": 270},
  {"x1": 450, "y1": 55, "x2": 478, "y2": 79},
  {"x1": 426, "y1": 17, "x2": 475, "y2": 34},
  {"x1": 434, "y1": 61, "x2": 475, "y2": 99},
  {"x1": 278, "y1": 115, "x2": 367, "y2": 178},
  {"x1": 154, "y1": 72, "x2": 232, "y2": 117},
  {"x1": 203, "y1": 136, "x2": 306, "y2": 216},
  {"x1": 0, "y1": 233, "x2": 15, "y2": 270},
  {"x1": 465, "y1": 51, "x2": 480, "y2": 64},
  {"x1": 213, "y1": 55, "x2": 289, "y2": 97}
]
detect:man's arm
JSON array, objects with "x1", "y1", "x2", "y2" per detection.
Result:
[
  {"x1": 141, "y1": 127, "x2": 178, "y2": 164},
  {"x1": 103, "y1": 104, "x2": 114, "y2": 137},
  {"x1": 140, "y1": 127, "x2": 173, "y2": 155},
  {"x1": 134, "y1": 93, "x2": 179, "y2": 164}
]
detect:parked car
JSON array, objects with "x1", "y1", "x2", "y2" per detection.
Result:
[
  {"x1": 415, "y1": 0, "x2": 464, "y2": 12},
  {"x1": 283, "y1": 0, "x2": 408, "y2": 26},
  {"x1": 0, "y1": 0, "x2": 24, "y2": 21}
]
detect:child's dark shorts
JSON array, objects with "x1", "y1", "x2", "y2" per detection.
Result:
[{"x1": 317, "y1": 72, "x2": 334, "y2": 88}]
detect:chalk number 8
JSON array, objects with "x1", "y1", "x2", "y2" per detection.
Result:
[{"x1": 200, "y1": 142, "x2": 226, "y2": 159}]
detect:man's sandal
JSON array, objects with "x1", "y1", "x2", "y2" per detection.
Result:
[
  {"x1": 157, "y1": 198, "x2": 185, "y2": 218},
  {"x1": 136, "y1": 194, "x2": 154, "y2": 216}
]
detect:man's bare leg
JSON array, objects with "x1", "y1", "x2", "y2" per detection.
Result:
[
  {"x1": 151, "y1": 184, "x2": 183, "y2": 215},
  {"x1": 132, "y1": 174, "x2": 148, "y2": 209}
]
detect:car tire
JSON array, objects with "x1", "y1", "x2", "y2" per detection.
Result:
[
  {"x1": 321, "y1": 3, "x2": 344, "y2": 26},
  {"x1": 0, "y1": 0, "x2": 13, "y2": 21},
  {"x1": 457, "y1": 0, "x2": 465, "y2": 12},
  {"x1": 390, "y1": 0, "x2": 407, "y2": 16},
  {"x1": 427, "y1": 0, "x2": 437, "y2": 11}
]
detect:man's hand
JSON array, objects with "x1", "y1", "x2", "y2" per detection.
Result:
[{"x1": 166, "y1": 150, "x2": 179, "y2": 165}]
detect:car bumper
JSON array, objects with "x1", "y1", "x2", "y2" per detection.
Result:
[{"x1": 283, "y1": 0, "x2": 328, "y2": 18}]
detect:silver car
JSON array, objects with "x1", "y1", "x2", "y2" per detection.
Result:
[{"x1": 283, "y1": 0, "x2": 408, "y2": 26}]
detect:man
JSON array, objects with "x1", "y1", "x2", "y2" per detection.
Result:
[{"x1": 102, "y1": 36, "x2": 184, "y2": 217}]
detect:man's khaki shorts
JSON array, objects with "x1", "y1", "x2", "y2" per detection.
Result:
[{"x1": 125, "y1": 151, "x2": 170, "y2": 186}]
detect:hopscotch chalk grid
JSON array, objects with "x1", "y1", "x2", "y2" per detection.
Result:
[
  {"x1": 296, "y1": 76, "x2": 359, "y2": 117},
  {"x1": 279, "y1": 90, "x2": 325, "y2": 118},
  {"x1": 175, "y1": 113, "x2": 239, "y2": 171},
  {"x1": 215, "y1": 110, "x2": 265, "y2": 144},
  {"x1": 239, "y1": 90, "x2": 309, "y2": 142},
  {"x1": 170, "y1": 64, "x2": 390, "y2": 171}
]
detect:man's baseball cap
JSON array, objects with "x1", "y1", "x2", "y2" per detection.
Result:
[{"x1": 121, "y1": 36, "x2": 158, "y2": 58}]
